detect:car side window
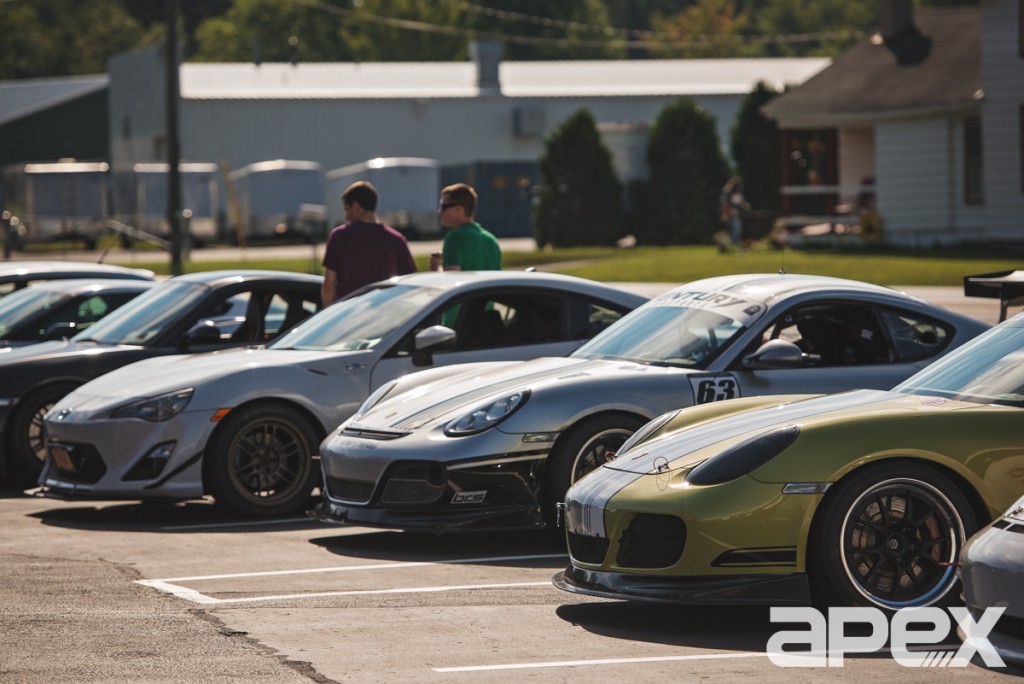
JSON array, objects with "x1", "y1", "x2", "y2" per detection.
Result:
[
  {"x1": 567, "y1": 296, "x2": 632, "y2": 340},
  {"x1": 756, "y1": 302, "x2": 891, "y2": 367},
  {"x1": 876, "y1": 308, "x2": 952, "y2": 361},
  {"x1": 389, "y1": 290, "x2": 565, "y2": 356},
  {"x1": 29, "y1": 294, "x2": 129, "y2": 339}
]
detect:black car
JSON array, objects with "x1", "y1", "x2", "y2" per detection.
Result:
[
  {"x1": 0, "y1": 279, "x2": 155, "y2": 349},
  {"x1": 0, "y1": 261, "x2": 155, "y2": 296},
  {"x1": 0, "y1": 270, "x2": 322, "y2": 484}
]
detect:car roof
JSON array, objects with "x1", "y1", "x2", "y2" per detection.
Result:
[
  {"x1": 0, "y1": 261, "x2": 155, "y2": 283},
  {"x1": 168, "y1": 270, "x2": 323, "y2": 286},
  {"x1": 656, "y1": 273, "x2": 922, "y2": 306},
  {"x1": 369, "y1": 270, "x2": 648, "y2": 304},
  {"x1": 22, "y1": 278, "x2": 157, "y2": 295}
]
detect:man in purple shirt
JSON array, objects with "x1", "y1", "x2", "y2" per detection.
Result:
[{"x1": 321, "y1": 181, "x2": 417, "y2": 305}]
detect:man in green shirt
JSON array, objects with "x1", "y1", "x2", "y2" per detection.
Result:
[{"x1": 430, "y1": 183, "x2": 501, "y2": 272}]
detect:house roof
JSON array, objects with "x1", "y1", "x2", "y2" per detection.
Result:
[
  {"x1": 762, "y1": 8, "x2": 980, "y2": 127},
  {"x1": 180, "y1": 57, "x2": 830, "y2": 100},
  {"x1": 0, "y1": 75, "x2": 108, "y2": 127}
]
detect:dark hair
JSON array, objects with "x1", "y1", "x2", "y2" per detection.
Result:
[
  {"x1": 342, "y1": 181, "x2": 378, "y2": 211},
  {"x1": 441, "y1": 183, "x2": 477, "y2": 217}
]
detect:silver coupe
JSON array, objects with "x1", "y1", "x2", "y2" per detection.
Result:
[
  {"x1": 313, "y1": 273, "x2": 990, "y2": 533},
  {"x1": 39, "y1": 271, "x2": 646, "y2": 517}
]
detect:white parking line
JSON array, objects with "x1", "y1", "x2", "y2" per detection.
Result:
[
  {"x1": 136, "y1": 553, "x2": 566, "y2": 604},
  {"x1": 435, "y1": 651, "x2": 774, "y2": 672}
]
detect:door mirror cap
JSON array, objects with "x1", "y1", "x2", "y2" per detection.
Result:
[{"x1": 742, "y1": 338, "x2": 820, "y2": 369}]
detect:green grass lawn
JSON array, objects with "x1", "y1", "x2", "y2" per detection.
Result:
[{"x1": 113, "y1": 244, "x2": 1016, "y2": 287}]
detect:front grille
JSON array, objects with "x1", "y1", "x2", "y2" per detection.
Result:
[
  {"x1": 340, "y1": 426, "x2": 406, "y2": 441},
  {"x1": 616, "y1": 514, "x2": 686, "y2": 568},
  {"x1": 567, "y1": 532, "x2": 610, "y2": 564},
  {"x1": 47, "y1": 442, "x2": 106, "y2": 485},
  {"x1": 326, "y1": 476, "x2": 375, "y2": 503},
  {"x1": 379, "y1": 462, "x2": 447, "y2": 505}
]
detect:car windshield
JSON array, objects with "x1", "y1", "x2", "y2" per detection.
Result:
[
  {"x1": 571, "y1": 295, "x2": 759, "y2": 370},
  {"x1": 895, "y1": 319, "x2": 1024, "y2": 408},
  {"x1": 76, "y1": 281, "x2": 210, "y2": 345},
  {"x1": 270, "y1": 283, "x2": 440, "y2": 352},
  {"x1": 0, "y1": 288, "x2": 66, "y2": 338}
]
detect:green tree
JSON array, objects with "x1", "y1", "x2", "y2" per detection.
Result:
[
  {"x1": 647, "y1": 0, "x2": 759, "y2": 59},
  {"x1": 632, "y1": 97, "x2": 730, "y2": 245},
  {"x1": 730, "y1": 81, "x2": 781, "y2": 213},
  {"x1": 534, "y1": 109, "x2": 623, "y2": 247},
  {"x1": 0, "y1": 0, "x2": 156, "y2": 79}
]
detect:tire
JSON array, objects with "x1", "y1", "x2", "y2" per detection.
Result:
[
  {"x1": 809, "y1": 461, "x2": 977, "y2": 610},
  {"x1": 543, "y1": 414, "x2": 644, "y2": 527},
  {"x1": 8, "y1": 383, "x2": 79, "y2": 486},
  {"x1": 204, "y1": 403, "x2": 320, "y2": 518}
]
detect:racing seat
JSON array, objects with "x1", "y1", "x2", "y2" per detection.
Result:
[{"x1": 796, "y1": 318, "x2": 850, "y2": 365}]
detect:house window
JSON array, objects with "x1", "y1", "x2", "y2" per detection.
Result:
[
  {"x1": 779, "y1": 129, "x2": 838, "y2": 215},
  {"x1": 964, "y1": 116, "x2": 984, "y2": 205}
]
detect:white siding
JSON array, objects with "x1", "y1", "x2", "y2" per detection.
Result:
[
  {"x1": 981, "y1": 0, "x2": 1024, "y2": 239},
  {"x1": 178, "y1": 94, "x2": 741, "y2": 177},
  {"x1": 876, "y1": 115, "x2": 986, "y2": 245}
]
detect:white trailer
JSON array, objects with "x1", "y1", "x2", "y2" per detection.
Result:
[
  {"x1": 17, "y1": 161, "x2": 110, "y2": 249},
  {"x1": 325, "y1": 157, "x2": 440, "y2": 237},
  {"x1": 132, "y1": 162, "x2": 219, "y2": 243},
  {"x1": 229, "y1": 160, "x2": 324, "y2": 240}
]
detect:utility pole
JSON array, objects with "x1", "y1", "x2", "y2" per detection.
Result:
[{"x1": 166, "y1": 0, "x2": 183, "y2": 275}]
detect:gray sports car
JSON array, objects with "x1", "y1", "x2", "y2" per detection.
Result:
[
  {"x1": 313, "y1": 273, "x2": 990, "y2": 533},
  {"x1": 960, "y1": 492, "x2": 1024, "y2": 667},
  {"x1": 39, "y1": 272, "x2": 645, "y2": 517}
]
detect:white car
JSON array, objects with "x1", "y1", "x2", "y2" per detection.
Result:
[
  {"x1": 313, "y1": 273, "x2": 991, "y2": 533},
  {"x1": 39, "y1": 272, "x2": 646, "y2": 517}
]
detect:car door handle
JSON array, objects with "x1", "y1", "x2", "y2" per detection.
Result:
[{"x1": 345, "y1": 362, "x2": 366, "y2": 372}]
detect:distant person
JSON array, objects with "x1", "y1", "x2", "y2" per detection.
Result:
[
  {"x1": 321, "y1": 181, "x2": 417, "y2": 306},
  {"x1": 719, "y1": 177, "x2": 751, "y2": 246},
  {"x1": 429, "y1": 183, "x2": 501, "y2": 272}
]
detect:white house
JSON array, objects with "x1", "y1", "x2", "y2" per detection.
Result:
[{"x1": 763, "y1": 0, "x2": 1023, "y2": 246}]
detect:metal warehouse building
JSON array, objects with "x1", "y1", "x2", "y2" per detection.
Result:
[{"x1": 108, "y1": 42, "x2": 828, "y2": 234}]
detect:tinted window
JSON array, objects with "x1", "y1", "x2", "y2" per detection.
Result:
[
  {"x1": 756, "y1": 302, "x2": 890, "y2": 367},
  {"x1": 877, "y1": 308, "x2": 951, "y2": 362}
]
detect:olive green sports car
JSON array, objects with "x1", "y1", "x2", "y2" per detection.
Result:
[{"x1": 554, "y1": 307, "x2": 1024, "y2": 610}]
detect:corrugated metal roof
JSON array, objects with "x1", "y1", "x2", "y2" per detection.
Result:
[
  {"x1": 0, "y1": 75, "x2": 108, "y2": 127},
  {"x1": 180, "y1": 58, "x2": 829, "y2": 100}
]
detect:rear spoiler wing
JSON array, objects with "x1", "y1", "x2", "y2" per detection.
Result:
[{"x1": 964, "y1": 270, "x2": 1024, "y2": 322}]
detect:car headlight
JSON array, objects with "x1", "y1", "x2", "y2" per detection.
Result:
[
  {"x1": 112, "y1": 388, "x2": 194, "y2": 422},
  {"x1": 685, "y1": 424, "x2": 800, "y2": 486},
  {"x1": 615, "y1": 410, "x2": 681, "y2": 457},
  {"x1": 356, "y1": 379, "x2": 399, "y2": 417},
  {"x1": 444, "y1": 390, "x2": 530, "y2": 436}
]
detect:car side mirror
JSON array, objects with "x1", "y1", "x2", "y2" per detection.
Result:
[
  {"x1": 43, "y1": 321, "x2": 80, "y2": 341},
  {"x1": 182, "y1": 320, "x2": 222, "y2": 348},
  {"x1": 742, "y1": 339, "x2": 821, "y2": 369},
  {"x1": 412, "y1": 325, "x2": 456, "y2": 367}
]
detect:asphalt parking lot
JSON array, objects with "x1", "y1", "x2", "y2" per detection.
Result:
[
  {"x1": 0, "y1": 252, "x2": 1017, "y2": 681},
  {"x1": 1, "y1": 491, "x2": 1022, "y2": 683}
]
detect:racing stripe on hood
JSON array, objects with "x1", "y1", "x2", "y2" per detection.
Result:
[
  {"x1": 377, "y1": 359, "x2": 612, "y2": 430},
  {"x1": 565, "y1": 389, "x2": 895, "y2": 539}
]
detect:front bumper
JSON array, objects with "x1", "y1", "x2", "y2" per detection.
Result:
[
  {"x1": 315, "y1": 450, "x2": 550, "y2": 532},
  {"x1": 552, "y1": 565, "x2": 812, "y2": 606},
  {"x1": 960, "y1": 519, "x2": 1024, "y2": 666},
  {"x1": 38, "y1": 408, "x2": 211, "y2": 500}
]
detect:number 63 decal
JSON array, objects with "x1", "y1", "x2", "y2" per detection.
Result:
[{"x1": 689, "y1": 374, "x2": 741, "y2": 404}]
